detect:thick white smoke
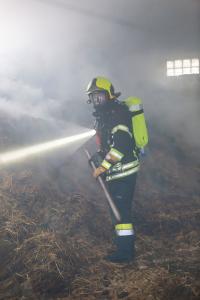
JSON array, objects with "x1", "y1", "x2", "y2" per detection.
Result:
[{"x1": 0, "y1": 0, "x2": 199, "y2": 146}]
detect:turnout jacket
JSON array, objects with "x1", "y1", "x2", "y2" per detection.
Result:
[{"x1": 94, "y1": 101, "x2": 140, "y2": 182}]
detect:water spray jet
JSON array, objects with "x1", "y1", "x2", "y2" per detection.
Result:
[{"x1": 0, "y1": 129, "x2": 95, "y2": 165}]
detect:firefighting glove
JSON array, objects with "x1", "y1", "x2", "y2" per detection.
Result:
[{"x1": 93, "y1": 166, "x2": 107, "y2": 178}]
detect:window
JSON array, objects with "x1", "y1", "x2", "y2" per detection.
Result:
[{"x1": 166, "y1": 58, "x2": 199, "y2": 77}]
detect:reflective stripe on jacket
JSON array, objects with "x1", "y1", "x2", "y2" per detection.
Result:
[
  {"x1": 101, "y1": 123, "x2": 140, "y2": 181},
  {"x1": 105, "y1": 162, "x2": 139, "y2": 181}
]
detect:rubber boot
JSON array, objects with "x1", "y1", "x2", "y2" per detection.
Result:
[{"x1": 105, "y1": 235, "x2": 135, "y2": 263}]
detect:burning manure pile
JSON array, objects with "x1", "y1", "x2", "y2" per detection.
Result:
[
  {"x1": 0, "y1": 126, "x2": 199, "y2": 299},
  {"x1": 0, "y1": 168, "x2": 109, "y2": 299}
]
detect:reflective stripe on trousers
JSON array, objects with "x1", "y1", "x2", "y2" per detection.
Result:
[
  {"x1": 115, "y1": 223, "x2": 134, "y2": 236},
  {"x1": 107, "y1": 173, "x2": 137, "y2": 226}
]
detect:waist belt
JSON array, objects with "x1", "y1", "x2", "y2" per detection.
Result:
[{"x1": 106, "y1": 160, "x2": 140, "y2": 182}]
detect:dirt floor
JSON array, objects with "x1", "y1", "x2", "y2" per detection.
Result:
[{"x1": 0, "y1": 126, "x2": 200, "y2": 300}]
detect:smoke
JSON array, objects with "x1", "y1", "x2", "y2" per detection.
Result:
[{"x1": 0, "y1": 0, "x2": 199, "y2": 148}]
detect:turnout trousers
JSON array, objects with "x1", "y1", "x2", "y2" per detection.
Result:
[{"x1": 106, "y1": 173, "x2": 137, "y2": 262}]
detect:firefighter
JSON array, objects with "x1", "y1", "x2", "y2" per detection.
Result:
[{"x1": 86, "y1": 77, "x2": 140, "y2": 263}]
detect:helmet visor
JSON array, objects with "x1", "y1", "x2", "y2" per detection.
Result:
[{"x1": 88, "y1": 91, "x2": 108, "y2": 107}]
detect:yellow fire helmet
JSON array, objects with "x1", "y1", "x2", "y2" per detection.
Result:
[{"x1": 86, "y1": 77, "x2": 121, "y2": 100}]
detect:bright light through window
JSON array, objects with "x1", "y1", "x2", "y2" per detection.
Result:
[
  {"x1": 183, "y1": 60, "x2": 191, "y2": 68},
  {"x1": 175, "y1": 60, "x2": 182, "y2": 68},
  {"x1": 166, "y1": 58, "x2": 199, "y2": 77},
  {"x1": 192, "y1": 59, "x2": 199, "y2": 67}
]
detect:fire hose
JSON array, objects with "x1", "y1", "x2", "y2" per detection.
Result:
[{"x1": 84, "y1": 148, "x2": 121, "y2": 222}]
